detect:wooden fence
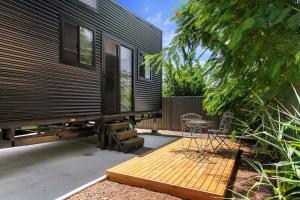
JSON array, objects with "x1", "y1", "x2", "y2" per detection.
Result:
[{"x1": 137, "y1": 96, "x2": 220, "y2": 131}]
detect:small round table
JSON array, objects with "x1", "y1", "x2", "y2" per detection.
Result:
[
  {"x1": 182, "y1": 119, "x2": 214, "y2": 159},
  {"x1": 186, "y1": 120, "x2": 214, "y2": 131}
]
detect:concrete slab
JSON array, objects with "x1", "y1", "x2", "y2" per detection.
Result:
[
  {"x1": 0, "y1": 134, "x2": 175, "y2": 200},
  {"x1": 0, "y1": 136, "x2": 132, "y2": 200},
  {"x1": 142, "y1": 135, "x2": 176, "y2": 148}
]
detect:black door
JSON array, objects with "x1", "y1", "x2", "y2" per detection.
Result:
[{"x1": 103, "y1": 39, "x2": 119, "y2": 114}]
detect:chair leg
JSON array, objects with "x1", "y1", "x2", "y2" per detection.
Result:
[
  {"x1": 212, "y1": 135, "x2": 231, "y2": 152},
  {"x1": 187, "y1": 136, "x2": 194, "y2": 149},
  {"x1": 213, "y1": 139, "x2": 222, "y2": 152},
  {"x1": 193, "y1": 138, "x2": 201, "y2": 152},
  {"x1": 210, "y1": 134, "x2": 225, "y2": 153},
  {"x1": 207, "y1": 134, "x2": 218, "y2": 153},
  {"x1": 217, "y1": 135, "x2": 232, "y2": 150}
]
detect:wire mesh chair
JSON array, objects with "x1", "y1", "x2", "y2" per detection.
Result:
[
  {"x1": 181, "y1": 113, "x2": 209, "y2": 159},
  {"x1": 208, "y1": 111, "x2": 234, "y2": 152}
]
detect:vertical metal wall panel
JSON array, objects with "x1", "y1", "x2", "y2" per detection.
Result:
[
  {"x1": 0, "y1": 0, "x2": 162, "y2": 125},
  {"x1": 137, "y1": 97, "x2": 221, "y2": 131}
]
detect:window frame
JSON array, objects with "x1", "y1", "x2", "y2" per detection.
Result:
[
  {"x1": 60, "y1": 14, "x2": 96, "y2": 70},
  {"x1": 138, "y1": 51, "x2": 152, "y2": 81}
]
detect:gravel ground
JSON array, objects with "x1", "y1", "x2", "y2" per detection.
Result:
[{"x1": 68, "y1": 180, "x2": 182, "y2": 200}]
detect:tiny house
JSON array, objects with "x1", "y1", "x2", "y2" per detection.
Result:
[{"x1": 0, "y1": 0, "x2": 162, "y2": 149}]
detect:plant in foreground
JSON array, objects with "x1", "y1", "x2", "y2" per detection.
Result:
[{"x1": 233, "y1": 87, "x2": 300, "y2": 199}]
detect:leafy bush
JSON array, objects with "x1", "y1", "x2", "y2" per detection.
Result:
[
  {"x1": 236, "y1": 87, "x2": 300, "y2": 199},
  {"x1": 163, "y1": 60, "x2": 206, "y2": 96},
  {"x1": 148, "y1": 0, "x2": 300, "y2": 118}
]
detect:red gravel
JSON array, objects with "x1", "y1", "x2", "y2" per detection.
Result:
[
  {"x1": 227, "y1": 141, "x2": 273, "y2": 199},
  {"x1": 68, "y1": 180, "x2": 182, "y2": 200}
]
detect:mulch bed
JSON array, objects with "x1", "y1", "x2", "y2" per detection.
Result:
[
  {"x1": 227, "y1": 141, "x2": 273, "y2": 199},
  {"x1": 68, "y1": 180, "x2": 182, "y2": 200}
]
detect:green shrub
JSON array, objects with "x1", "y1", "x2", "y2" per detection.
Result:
[
  {"x1": 163, "y1": 61, "x2": 206, "y2": 96},
  {"x1": 147, "y1": 0, "x2": 300, "y2": 118},
  {"x1": 237, "y1": 87, "x2": 300, "y2": 199}
]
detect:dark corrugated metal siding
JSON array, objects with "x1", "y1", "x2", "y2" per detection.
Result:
[
  {"x1": 0, "y1": 0, "x2": 162, "y2": 125},
  {"x1": 99, "y1": 0, "x2": 162, "y2": 112}
]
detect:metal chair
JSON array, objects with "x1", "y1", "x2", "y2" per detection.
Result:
[
  {"x1": 208, "y1": 111, "x2": 234, "y2": 152},
  {"x1": 180, "y1": 113, "x2": 205, "y2": 156}
]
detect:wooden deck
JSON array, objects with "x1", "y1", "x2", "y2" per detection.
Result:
[{"x1": 106, "y1": 138, "x2": 240, "y2": 200}]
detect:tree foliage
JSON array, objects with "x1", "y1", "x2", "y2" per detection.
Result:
[
  {"x1": 148, "y1": 0, "x2": 300, "y2": 117},
  {"x1": 163, "y1": 60, "x2": 206, "y2": 96}
]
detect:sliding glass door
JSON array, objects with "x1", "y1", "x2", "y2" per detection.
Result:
[
  {"x1": 103, "y1": 39, "x2": 119, "y2": 114},
  {"x1": 120, "y1": 46, "x2": 133, "y2": 112},
  {"x1": 103, "y1": 37, "x2": 133, "y2": 114}
]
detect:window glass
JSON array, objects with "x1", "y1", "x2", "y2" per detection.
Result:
[
  {"x1": 139, "y1": 53, "x2": 151, "y2": 80},
  {"x1": 63, "y1": 21, "x2": 78, "y2": 65},
  {"x1": 139, "y1": 53, "x2": 145, "y2": 78},
  {"x1": 104, "y1": 40, "x2": 118, "y2": 77},
  {"x1": 120, "y1": 46, "x2": 133, "y2": 112},
  {"x1": 80, "y1": 27, "x2": 94, "y2": 66},
  {"x1": 104, "y1": 40, "x2": 119, "y2": 114},
  {"x1": 79, "y1": 0, "x2": 97, "y2": 9},
  {"x1": 145, "y1": 64, "x2": 151, "y2": 80}
]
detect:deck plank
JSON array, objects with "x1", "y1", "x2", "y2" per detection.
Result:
[
  {"x1": 125, "y1": 143, "x2": 179, "y2": 177},
  {"x1": 106, "y1": 138, "x2": 239, "y2": 200}
]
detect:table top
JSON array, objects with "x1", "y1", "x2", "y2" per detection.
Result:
[
  {"x1": 187, "y1": 119, "x2": 213, "y2": 124},
  {"x1": 185, "y1": 119, "x2": 214, "y2": 129}
]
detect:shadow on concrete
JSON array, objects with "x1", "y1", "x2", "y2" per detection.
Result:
[
  {"x1": 129, "y1": 147, "x2": 154, "y2": 155},
  {"x1": 0, "y1": 136, "x2": 98, "y2": 179}
]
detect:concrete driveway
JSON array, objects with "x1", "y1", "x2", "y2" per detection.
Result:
[{"x1": 0, "y1": 135, "x2": 175, "y2": 200}]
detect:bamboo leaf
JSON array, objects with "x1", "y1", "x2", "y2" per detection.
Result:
[
  {"x1": 241, "y1": 17, "x2": 255, "y2": 30},
  {"x1": 270, "y1": 8, "x2": 291, "y2": 26},
  {"x1": 272, "y1": 60, "x2": 284, "y2": 78},
  {"x1": 287, "y1": 12, "x2": 300, "y2": 28},
  {"x1": 229, "y1": 28, "x2": 243, "y2": 50}
]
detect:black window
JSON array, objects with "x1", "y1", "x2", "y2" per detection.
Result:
[
  {"x1": 79, "y1": 0, "x2": 97, "y2": 9},
  {"x1": 62, "y1": 21, "x2": 78, "y2": 65},
  {"x1": 138, "y1": 52, "x2": 151, "y2": 80},
  {"x1": 62, "y1": 17, "x2": 95, "y2": 68}
]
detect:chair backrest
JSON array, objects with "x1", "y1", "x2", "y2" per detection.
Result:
[
  {"x1": 181, "y1": 113, "x2": 202, "y2": 131},
  {"x1": 219, "y1": 111, "x2": 234, "y2": 132}
]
